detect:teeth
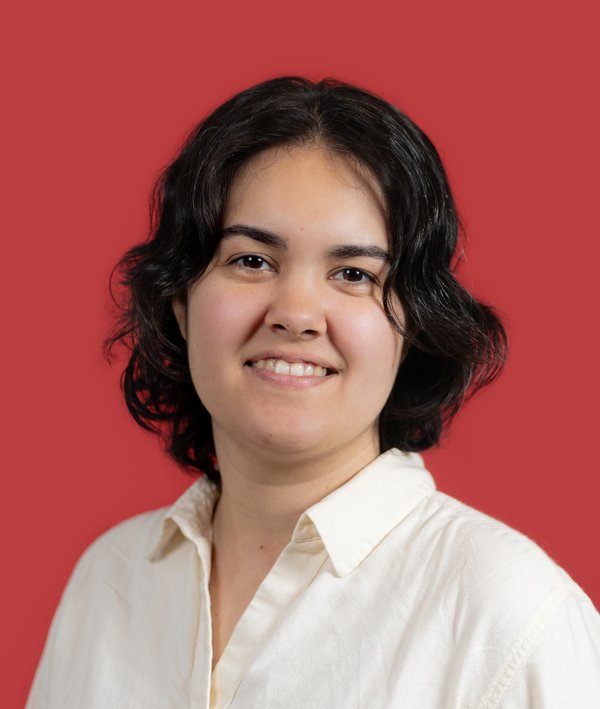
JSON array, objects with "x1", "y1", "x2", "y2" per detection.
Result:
[
  {"x1": 275, "y1": 360, "x2": 290, "y2": 375},
  {"x1": 251, "y1": 358, "x2": 329, "y2": 377}
]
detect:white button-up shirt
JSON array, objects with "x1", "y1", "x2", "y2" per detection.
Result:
[{"x1": 26, "y1": 449, "x2": 600, "y2": 707}]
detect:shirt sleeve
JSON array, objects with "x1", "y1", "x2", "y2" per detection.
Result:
[
  {"x1": 497, "y1": 592, "x2": 600, "y2": 708},
  {"x1": 25, "y1": 595, "x2": 65, "y2": 709},
  {"x1": 25, "y1": 538, "x2": 100, "y2": 709}
]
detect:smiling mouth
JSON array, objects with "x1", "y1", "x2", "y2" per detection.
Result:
[{"x1": 245, "y1": 358, "x2": 336, "y2": 378}]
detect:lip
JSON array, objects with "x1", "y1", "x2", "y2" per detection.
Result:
[{"x1": 244, "y1": 351, "x2": 340, "y2": 374}]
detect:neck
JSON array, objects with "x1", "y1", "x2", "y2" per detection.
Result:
[{"x1": 211, "y1": 429, "x2": 380, "y2": 558}]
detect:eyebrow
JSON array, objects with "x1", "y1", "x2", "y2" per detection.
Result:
[
  {"x1": 327, "y1": 244, "x2": 390, "y2": 263},
  {"x1": 221, "y1": 224, "x2": 390, "y2": 263},
  {"x1": 222, "y1": 224, "x2": 286, "y2": 248}
]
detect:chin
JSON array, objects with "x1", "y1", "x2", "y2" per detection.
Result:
[{"x1": 244, "y1": 420, "x2": 333, "y2": 455}]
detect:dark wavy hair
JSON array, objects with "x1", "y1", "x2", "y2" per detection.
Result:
[{"x1": 104, "y1": 76, "x2": 507, "y2": 483}]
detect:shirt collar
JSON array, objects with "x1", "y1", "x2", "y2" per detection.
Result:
[
  {"x1": 299, "y1": 449, "x2": 435, "y2": 577},
  {"x1": 147, "y1": 475, "x2": 220, "y2": 562},
  {"x1": 147, "y1": 448, "x2": 435, "y2": 576}
]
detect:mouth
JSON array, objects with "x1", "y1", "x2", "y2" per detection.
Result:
[{"x1": 244, "y1": 357, "x2": 338, "y2": 378}]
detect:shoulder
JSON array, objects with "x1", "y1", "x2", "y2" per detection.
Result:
[
  {"x1": 373, "y1": 489, "x2": 600, "y2": 704},
  {"x1": 25, "y1": 507, "x2": 172, "y2": 709},
  {"x1": 386, "y1": 488, "x2": 596, "y2": 639},
  {"x1": 390, "y1": 490, "x2": 600, "y2": 702},
  {"x1": 80, "y1": 506, "x2": 167, "y2": 559},
  {"x1": 406, "y1": 490, "x2": 582, "y2": 600},
  {"x1": 63, "y1": 507, "x2": 169, "y2": 594}
]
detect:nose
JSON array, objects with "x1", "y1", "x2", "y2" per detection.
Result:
[{"x1": 264, "y1": 275, "x2": 327, "y2": 339}]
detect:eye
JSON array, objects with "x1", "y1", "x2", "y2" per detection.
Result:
[
  {"x1": 231, "y1": 254, "x2": 273, "y2": 271},
  {"x1": 331, "y1": 268, "x2": 376, "y2": 285}
]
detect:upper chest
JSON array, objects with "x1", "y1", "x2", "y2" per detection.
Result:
[
  {"x1": 55, "y1": 506, "x2": 550, "y2": 709},
  {"x1": 208, "y1": 547, "x2": 281, "y2": 669}
]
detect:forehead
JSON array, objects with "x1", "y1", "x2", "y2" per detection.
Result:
[{"x1": 222, "y1": 143, "x2": 388, "y2": 244}]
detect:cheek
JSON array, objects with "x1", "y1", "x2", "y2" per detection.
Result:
[
  {"x1": 185, "y1": 282, "x2": 264, "y2": 364},
  {"x1": 337, "y1": 306, "x2": 403, "y2": 376}
]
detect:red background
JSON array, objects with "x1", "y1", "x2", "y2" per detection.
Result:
[{"x1": 3, "y1": 1, "x2": 599, "y2": 705}]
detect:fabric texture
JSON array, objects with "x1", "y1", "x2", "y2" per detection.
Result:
[{"x1": 26, "y1": 449, "x2": 600, "y2": 708}]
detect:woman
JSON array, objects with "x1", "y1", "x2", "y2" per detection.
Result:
[{"x1": 27, "y1": 77, "x2": 600, "y2": 708}]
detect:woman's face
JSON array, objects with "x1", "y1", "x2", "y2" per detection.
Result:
[{"x1": 174, "y1": 143, "x2": 404, "y2": 462}]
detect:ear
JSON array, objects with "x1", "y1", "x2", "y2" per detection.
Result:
[{"x1": 172, "y1": 293, "x2": 188, "y2": 341}]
